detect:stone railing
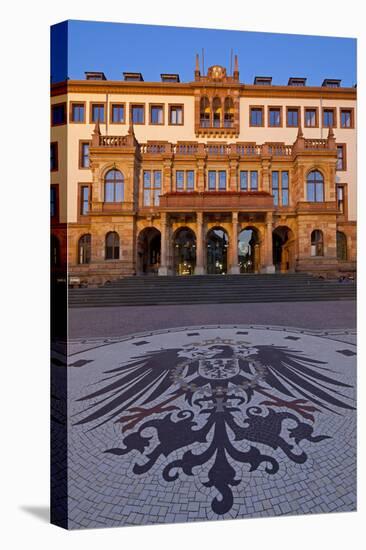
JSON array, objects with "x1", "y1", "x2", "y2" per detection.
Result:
[
  {"x1": 173, "y1": 143, "x2": 199, "y2": 155},
  {"x1": 235, "y1": 143, "x2": 261, "y2": 156},
  {"x1": 93, "y1": 135, "x2": 335, "y2": 158},
  {"x1": 206, "y1": 143, "x2": 232, "y2": 156},
  {"x1": 98, "y1": 135, "x2": 128, "y2": 147},
  {"x1": 267, "y1": 144, "x2": 293, "y2": 156},
  {"x1": 304, "y1": 138, "x2": 329, "y2": 150},
  {"x1": 140, "y1": 143, "x2": 170, "y2": 154}
]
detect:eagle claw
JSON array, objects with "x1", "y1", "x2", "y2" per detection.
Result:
[
  {"x1": 259, "y1": 397, "x2": 320, "y2": 421},
  {"x1": 116, "y1": 403, "x2": 179, "y2": 432}
]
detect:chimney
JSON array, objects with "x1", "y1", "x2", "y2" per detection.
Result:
[
  {"x1": 233, "y1": 54, "x2": 239, "y2": 81},
  {"x1": 195, "y1": 53, "x2": 200, "y2": 81}
]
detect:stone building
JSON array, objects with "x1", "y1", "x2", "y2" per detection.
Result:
[{"x1": 51, "y1": 57, "x2": 356, "y2": 284}]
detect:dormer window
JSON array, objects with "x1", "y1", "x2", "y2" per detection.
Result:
[
  {"x1": 123, "y1": 72, "x2": 144, "y2": 82},
  {"x1": 322, "y1": 79, "x2": 341, "y2": 88},
  {"x1": 288, "y1": 77, "x2": 306, "y2": 86},
  {"x1": 85, "y1": 71, "x2": 106, "y2": 80},
  {"x1": 254, "y1": 76, "x2": 272, "y2": 86},
  {"x1": 160, "y1": 73, "x2": 180, "y2": 83}
]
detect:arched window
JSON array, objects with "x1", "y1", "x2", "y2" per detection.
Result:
[
  {"x1": 78, "y1": 234, "x2": 91, "y2": 264},
  {"x1": 200, "y1": 97, "x2": 210, "y2": 128},
  {"x1": 224, "y1": 97, "x2": 234, "y2": 128},
  {"x1": 337, "y1": 231, "x2": 347, "y2": 261},
  {"x1": 311, "y1": 230, "x2": 324, "y2": 256},
  {"x1": 105, "y1": 232, "x2": 120, "y2": 260},
  {"x1": 104, "y1": 169, "x2": 124, "y2": 203},
  {"x1": 212, "y1": 97, "x2": 221, "y2": 128},
  {"x1": 307, "y1": 170, "x2": 324, "y2": 202},
  {"x1": 51, "y1": 234, "x2": 60, "y2": 266}
]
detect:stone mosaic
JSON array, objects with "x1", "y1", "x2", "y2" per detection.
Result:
[{"x1": 52, "y1": 325, "x2": 356, "y2": 528}]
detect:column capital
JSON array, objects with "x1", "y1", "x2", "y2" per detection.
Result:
[{"x1": 232, "y1": 211, "x2": 239, "y2": 222}]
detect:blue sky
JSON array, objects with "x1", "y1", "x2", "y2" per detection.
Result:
[{"x1": 51, "y1": 20, "x2": 356, "y2": 87}]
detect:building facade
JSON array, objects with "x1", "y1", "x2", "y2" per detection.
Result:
[{"x1": 51, "y1": 57, "x2": 356, "y2": 284}]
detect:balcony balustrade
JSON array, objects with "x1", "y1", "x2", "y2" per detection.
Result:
[
  {"x1": 92, "y1": 130, "x2": 336, "y2": 160},
  {"x1": 304, "y1": 138, "x2": 329, "y2": 150}
]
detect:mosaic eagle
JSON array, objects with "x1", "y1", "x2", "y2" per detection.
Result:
[{"x1": 74, "y1": 338, "x2": 354, "y2": 431}]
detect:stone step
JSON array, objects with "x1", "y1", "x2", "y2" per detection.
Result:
[{"x1": 69, "y1": 273, "x2": 355, "y2": 307}]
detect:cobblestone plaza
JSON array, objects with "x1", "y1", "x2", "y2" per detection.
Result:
[{"x1": 52, "y1": 306, "x2": 356, "y2": 528}]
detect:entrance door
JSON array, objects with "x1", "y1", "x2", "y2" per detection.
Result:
[
  {"x1": 238, "y1": 228, "x2": 259, "y2": 273},
  {"x1": 138, "y1": 228, "x2": 161, "y2": 275},
  {"x1": 272, "y1": 226, "x2": 294, "y2": 272},
  {"x1": 207, "y1": 227, "x2": 228, "y2": 274},
  {"x1": 174, "y1": 227, "x2": 196, "y2": 275}
]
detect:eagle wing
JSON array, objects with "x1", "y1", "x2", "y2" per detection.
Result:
[
  {"x1": 254, "y1": 345, "x2": 354, "y2": 412},
  {"x1": 74, "y1": 348, "x2": 184, "y2": 428}
]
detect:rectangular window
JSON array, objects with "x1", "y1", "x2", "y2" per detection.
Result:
[
  {"x1": 79, "y1": 141, "x2": 90, "y2": 168},
  {"x1": 150, "y1": 105, "x2": 164, "y2": 125},
  {"x1": 50, "y1": 187, "x2": 56, "y2": 217},
  {"x1": 337, "y1": 185, "x2": 345, "y2": 213},
  {"x1": 111, "y1": 104, "x2": 125, "y2": 123},
  {"x1": 143, "y1": 170, "x2": 161, "y2": 206},
  {"x1": 51, "y1": 103, "x2": 66, "y2": 126},
  {"x1": 176, "y1": 170, "x2": 184, "y2": 191},
  {"x1": 323, "y1": 108, "x2": 335, "y2": 128},
  {"x1": 153, "y1": 171, "x2": 161, "y2": 205},
  {"x1": 337, "y1": 144, "x2": 346, "y2": 170},
  {"x1": 287, "y1": 108, "x2": 299, "y2": 127},
  {"x1": 240, "y1": 171, "x2": 248, "y2": 191},
  {"x1": 271, "y1": 171, "x2": 279, "y2": 206},
  {"x1": 71, "y1": 103, "x2": 85, "y2": 122},
  {"x1": 271, "y1": 171, "x2": 289, "y2": 206},
  {"x1": 131, "y1": 104, "x2": 145, "y2": 124},
  {"x1": 218, "y1": 171, "x2": 227, "y2": 190},
  {"x1": 250, "y1": 171, "x2": 258, "y2": 191},
  {"x1": 143, "y1": 171, "x2": 151, "y2": 206},
  {"x1": 281, "y1": 171, "x2": 289, "y2": 206},
  {"x1": 50, "y1": 142, "x2": 58, "y2": 171},
  {"x1": 250, "y1": 107, "x2": 263, "y2": 126},
  {"x1": 186, "y1": 170, "x2": 194, "y2": 190},
  {"x1": 340, "y1": 109, "x2": 353, "y2": 128},
  {"x1": 176, "y1": 170, "x2": 195, "y2": 191},
  {"x1": 80, "y1": 186, "x2": 90, "y2": 215},
  {"x1": 208, "y1": 171, "x2": 216, "y2": 190},
  {"x1": 269, "y1": 107, "x2": 281, "y2": 127},
  {"x1": 305, "y1": 108, "x2": 317, "y2": 127},
  {"x1": 91, "y1": 103, "x2": 105, "y2": 123},
  {"x1": 169, "y1": 105, "x2": 183, "y2": 125}
]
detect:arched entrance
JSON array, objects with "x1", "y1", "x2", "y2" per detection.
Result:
[
  {"x1": 273, "y1": 226, "x2": 295, "y2": 272},
  {"x1": 207, "y1": 227, "x2": 228, "y2": 274},
  {"x1": 174, "y1": 227, "x2": 196, "y2": 275},
  {"x1": 238, "y1": 227, "x2": 260, "y2": 273},
  {"x1": 137, "y1": 227, "x2": 161, "y2": 275}
]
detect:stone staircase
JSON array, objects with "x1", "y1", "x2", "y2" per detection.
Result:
[{"x1": 68, "y1": 273, "x2": 356, "y2": 308}]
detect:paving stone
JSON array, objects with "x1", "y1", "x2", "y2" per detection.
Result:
[{"x1": 61, "y1": 324, "x2": 356, "y2": 529}]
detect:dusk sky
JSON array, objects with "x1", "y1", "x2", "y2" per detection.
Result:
[{"x1": 51, "y1": 20, "x2": 356, "y2": 87}]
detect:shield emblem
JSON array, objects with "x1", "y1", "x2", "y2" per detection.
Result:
[{"x1": 198, "y1": 358, "x2": 240, "y2": 380}]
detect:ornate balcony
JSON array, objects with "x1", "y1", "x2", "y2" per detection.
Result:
[
  {"x1": 159, "y1": 191, "x2": 273, "y2": 212},
  {"x1": 90, "y1": 122, "x2": 337, "y2": 162}
]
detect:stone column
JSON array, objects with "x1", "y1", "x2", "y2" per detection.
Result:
[
  {"x1": 229, "y1": 157, "x2": 239, "y2": 191},
  {"x1": 230, "y1": 212, "x2": 240, "y2": 274},
  {"x1": 158, "y1": 212, "x2": 169, "y2": 276},
  {"x1": 263, "y1": 212, "x2": 275, "y2": 273},
  {"x1": 196, "y1": 143, "x2": 206, "y2": 192},
  {"x1": 195, "y1": 211, "x2": 205, "y2": 274}
]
